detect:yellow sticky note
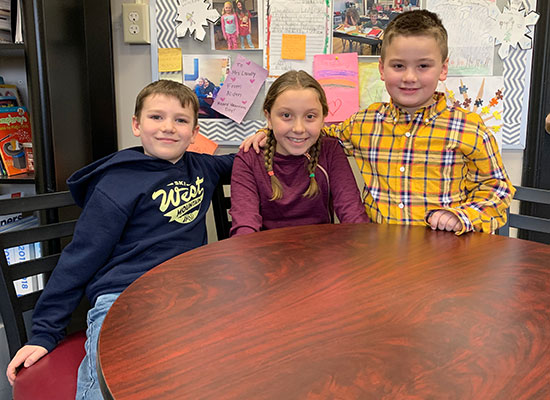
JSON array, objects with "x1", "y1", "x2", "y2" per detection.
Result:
[
  {"x1": 158, "y1": 48, "x2": 182, "y2": 72},
  {"x1": 281, "y1": 34, "x2": 306, "y2": 60}
]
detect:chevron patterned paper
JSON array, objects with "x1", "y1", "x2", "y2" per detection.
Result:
[
  {"x1": 156, "y1": 0, "x2": 178, "y2": 48},
  {"x1": 198, "y1": 120, "x2": 265, "y2": 144},
  {"x1": 502, "y1": 48, "x2": 526, "y2": 147}
]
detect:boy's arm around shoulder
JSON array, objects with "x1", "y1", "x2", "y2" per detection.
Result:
[
  {"x1": 324, "y1": 104, "x2": 382, "y2": 156},
  {"x1": 210, "y1": 153, "x2": 235, "y2": 181},
  {"x1": 425, "y1": 115, "x2": 515, "y2": 234}
]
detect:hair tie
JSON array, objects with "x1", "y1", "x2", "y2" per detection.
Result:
[
  {"x1": 309, "y1": 173, "x2": 315, "y2": 178},
  {"x1": 268, "y1": 170, "x2": 274, "y2": 176}
]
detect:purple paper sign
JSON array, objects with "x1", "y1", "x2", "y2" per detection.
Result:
[{"x1": 212, "y1": 54, "x2": 268, "y2": 124}]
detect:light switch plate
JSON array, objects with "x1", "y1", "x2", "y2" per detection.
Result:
[{"x1": 122, "y1": 3, "x2": 150, "y2": 44}]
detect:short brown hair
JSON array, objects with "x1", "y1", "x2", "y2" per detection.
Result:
[
  {"x1": 134, "y1": 80, "x2": 200, "y2": 127},
  {"x1": 381, "y1": 10, "x2": 448, "y2": 62}
]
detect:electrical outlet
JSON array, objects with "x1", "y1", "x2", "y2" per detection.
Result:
[{"x1": 122, "y1": 3, "x2": 150, "y2": 44}]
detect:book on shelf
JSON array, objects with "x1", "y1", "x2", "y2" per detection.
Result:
[
  {"x1": 0, "y1": 0, "x2": 10, "y2": 43},
  {"x1": 0, "y1": 83, "x2": 23, "y2": 107},
  {"x1": 0, "y1": 190, "x2": 22, "y2": 227},
  {"x1": 0, "y1": 214, "x2": 42, "y2": 296},
  {"x1": 0, "y1": 106, "x2": 34, "y2": 176}
]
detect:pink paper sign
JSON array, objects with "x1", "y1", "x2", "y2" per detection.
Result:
[
  {"x1": 313, "y1": 53, "x2": 359, "y2": 123},
  {"x1": 212, "y1": 54, "x2": 268, "y2": 124}
]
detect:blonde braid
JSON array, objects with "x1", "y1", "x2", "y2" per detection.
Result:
[
  {"x1": 303, "y1": 136, "x2": 322, "y2": 198},
  {"x1": 264, "y1": 130, "x2": 284, "y2": 200}
]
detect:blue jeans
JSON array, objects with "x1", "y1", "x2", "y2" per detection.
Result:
[
  {"x1": 75, "y1": 293, "x2": 121, "y2": 400},
  {"x1": 240, "y1": 34, "x2": 254, "y2": 49}
]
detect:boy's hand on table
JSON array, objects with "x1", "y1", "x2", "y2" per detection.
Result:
[
  {"x1": 6, "y1": 345, "x2": 48, "y2": 385},
  {"x1": 239, "y1": 130, "x2": 267, "y2": 153},
  {"x1": 428, "y1": 210, "x2": 462, "y2": 232}
]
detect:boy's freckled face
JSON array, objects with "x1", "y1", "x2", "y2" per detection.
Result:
[
  {"x1": 132, "y1": 94, "x2": 199, "y2": 164},
  {"x1": 379, "y1": 35, "x2": 448, "y2": 115}
]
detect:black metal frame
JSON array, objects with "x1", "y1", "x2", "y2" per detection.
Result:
[
  {"x1": 498, "y1": 186, "x2": 550, "y2": 237},
  {"x1": 521, "y1": 1, "x2": 550, "y2": 243},
  {"x1": 0, "y1": 191, "x2": 78, "y2": 358},
  {"x1": 211, "y1": 175, "x2": 232, "y2": 241}
]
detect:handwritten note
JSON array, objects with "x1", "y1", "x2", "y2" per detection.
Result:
[
  {"x1": 313, "y1": 53, "x2": 359, "y2": 123},
  {"x1": 265, "y1": 0, "x2": 329, "y2": 77},
  {"x1": 425, "y1": 0, "x2": 499, "y2": 75},
  {"x1": 158, "y1": 48, "x2": 182, "y2": 72},
  {"x1": 187, "y1": 132, "x2": 218, "y2": 154},
  {"x1": 281, "y1": 34, "x2": 306, "y2": 60},
  {"x1": 212, "y1": 54, "x2": 268, "y2": 124}
]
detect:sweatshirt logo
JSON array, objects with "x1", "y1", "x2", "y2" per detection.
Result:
[{"x1": 152, "y1": 177, "x2": 204, "y2": 223}]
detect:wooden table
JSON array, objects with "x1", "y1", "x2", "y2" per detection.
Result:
[{"x1": 98, "y1": 224, "x2": 550, "y2": 399}]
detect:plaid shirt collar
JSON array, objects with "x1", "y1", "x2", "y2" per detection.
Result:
[{"x1": 387, "y1": 92, "x2": 447, "y2": 126}]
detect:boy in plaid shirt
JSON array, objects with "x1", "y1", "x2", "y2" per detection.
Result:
[{"x1": 243, "y1": 10, "x2": 514, "y2": 234}]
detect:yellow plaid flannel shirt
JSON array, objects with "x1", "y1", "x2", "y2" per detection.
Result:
[{"x1": 326, "y1": 93, "x2": 515, "y2": 234}]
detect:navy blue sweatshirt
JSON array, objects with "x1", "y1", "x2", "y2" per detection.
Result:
[{"x1": 28, "y1": 147, "x2": 234, "y2": 351}]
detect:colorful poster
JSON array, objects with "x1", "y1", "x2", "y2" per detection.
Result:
[
  {"x1": 264, "y1": 0, "x2": 330, "y2": 77},
  {"x1": 212, "y1": 54, "x2": 268, "y2": 124},
  {"x1": 438, "y1": 76, "x2": 504, "y2": 150},
  {"x1": 358, "y1": 56, "x2": 389, "y2": 110},
  {"x1": 313, "y1": 53, "x2": 359, "y2": 123}
]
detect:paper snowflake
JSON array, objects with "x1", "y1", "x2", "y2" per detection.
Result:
[
  {"x1": 494, "y1": 1, "x2": 539, "y2": 59},
  {"x1": 176, "y1": 0, "x2": 220, "y2": 41}
]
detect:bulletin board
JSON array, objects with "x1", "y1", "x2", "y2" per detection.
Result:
[
  {"x1": 424, "y1": 0, "x2": 539, "y2": 149},
  {"x1": 148, "y1": 0, "x2": 539, "y2": 149},
  {"x1": 149, "y1": 0, "x2": 332, "y2": 145}
]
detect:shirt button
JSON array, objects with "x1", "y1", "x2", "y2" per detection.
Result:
[
  {"x1": 399, "y1": 166, "x2": 405, "y2": 172},
  {"x1": 405, "y1": 131, "x2": 411, "y2": 137},
  {"x1": 398, "y1": 203, "x2": 404, "y2": 209}
]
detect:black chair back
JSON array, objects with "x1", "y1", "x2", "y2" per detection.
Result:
[
  {"x1": 0, "y1": 191, "x2": 81, "y2": 358},
  {"x1": 212, "y1": 174, "x2": 232, "y2": 241},
  {"x1": 498, "y1": 186, "x2": 550, "y2": 237}
]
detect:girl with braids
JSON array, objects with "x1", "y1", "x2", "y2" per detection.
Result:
[{"x1": 229, "y1": 70, "x2": 369, "y2": 236}]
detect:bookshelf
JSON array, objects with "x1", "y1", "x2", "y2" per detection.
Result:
[
  {"x1": 0, "y1": 1, "x2": 117, "y2": 193},
  {"x1": 0, "y1": 172, "x2": 33, "y2": 184}
]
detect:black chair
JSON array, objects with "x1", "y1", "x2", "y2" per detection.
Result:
[
  {"x1": 212, "y1": 174, "x2": 232, "y2": 241},
  {"x1": 498, "y1": 186, "x2": 550, "y2": 237},
  {"x1": 0, "y1": 191, "x2": 87, "y2": 399}
]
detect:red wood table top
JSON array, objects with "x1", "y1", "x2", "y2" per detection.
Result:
[{"x1": 98, "y1": 224, "x2": 550, "y2": 400}]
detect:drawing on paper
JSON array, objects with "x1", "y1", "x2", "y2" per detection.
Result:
[
  {"x1": 439, "y1": 76, "x2": 504, "y2": 149},
  {"x1": 176, "y1": 0, "x2": 221, "y2": 41}
]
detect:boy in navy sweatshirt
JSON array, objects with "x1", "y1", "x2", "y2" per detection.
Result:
[{"x1": 6, "y1": 80, "x2": 234, "y2": 399}]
